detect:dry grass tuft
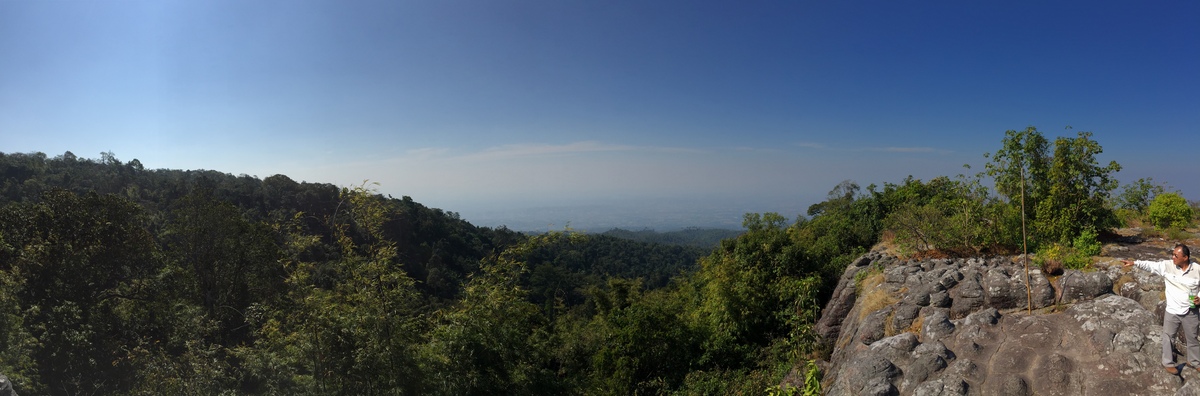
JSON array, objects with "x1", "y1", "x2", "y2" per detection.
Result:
[
  {"x1": 857, "y1": 272, "x2": 897, "y2": 322},
  {"x1": 873, "y1": 230, "x2": 907, "y2": 257},
  {"x1": 905, "y1": 314, "x2": 925, "y2": 335},
  {"x1": 877, "y1": 229, "x2": 896, "y2": 247},
  {"x1": 908, "y1": 250, "x2": 952, "y2": 260},
  {"x1": 1112, "y1": 273, "x2": 1136, "y2": 296}
]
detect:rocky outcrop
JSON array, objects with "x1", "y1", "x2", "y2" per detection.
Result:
[
  {"x1": 815, "y1": 249, "x2": 1195, "y2": 396},
  {"x1": 0, "y1": 374, "x2": 16, "y2": 396}
]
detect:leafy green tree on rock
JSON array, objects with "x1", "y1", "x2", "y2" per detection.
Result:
[{"x1": 986, "y1": 127, "x2": 1121, "y2": 246}]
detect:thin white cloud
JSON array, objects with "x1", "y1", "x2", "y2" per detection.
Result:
[
  {"x1": 872, "y1": 146, "x2": 937, "y2": 153},
  {"x1": 877, "y1": 147, "x2": 957, "y2": 154},
  {"x1": 456, "y1": 141, "x2": 703, "y2": 161},
  {"x1": 395, "y1": 142, "x2": 953, "y2": 166},
  {"x1": 786, "y1": 141, "x2": 950, "y2": 154},
  {"x1": 406, "y1": 147, "x2": 450, "y2": 158},
  {"x1": 732, "y1": 146, "x2": 783, "y2": 153}
]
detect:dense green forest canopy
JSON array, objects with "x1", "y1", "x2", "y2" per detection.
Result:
[
  {"x1": 0, "y1": 129, "x2": 1191, "y2": 395},
  {"x1": 599, "y1": 227, "x2": 744, "y2": 248}
]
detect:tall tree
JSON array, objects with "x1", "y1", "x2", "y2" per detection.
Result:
[
  {"x1": 985, "y1": 127, "x2": 1050, "y2": 218},
  {"x1": 1114, "y1": 177, "x2": 1167, "y2": 215},
  {"x1": 1035, "y1": 131, "x2": 1121, "y2": 243},
  {"x1": 0, "y1": 189, "x2": 162, "y2": 394},
  {"x1": 421, "y1": 234, "x2": 560, "y2": 395},
  {"x1": 986, "y1": 128, "x2": 1120, "y2": 245},
  {"x1": 239, "y1": 184, "x2": 426, "y2": 394},
  {"x1": 163, "y1": 187, "x2": 285, "y2": 345}
]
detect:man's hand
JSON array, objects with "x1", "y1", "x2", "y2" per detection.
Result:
[{"x1": 1122, "y1": 260, "x2": 1135, "y2": 268}]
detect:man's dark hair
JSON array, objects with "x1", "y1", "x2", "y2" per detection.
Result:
[{"x1": 1177, "y1": 243, "x2": 1191, "y2": 259}]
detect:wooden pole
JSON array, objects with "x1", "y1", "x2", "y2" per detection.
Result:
[{"x1": 1022, "y1": 165, "x2": 1031, "y2": 315}]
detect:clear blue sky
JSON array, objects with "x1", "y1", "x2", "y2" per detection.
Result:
[{"x1": 2, "y1": 0, "x2": 1197, "y2": 230}]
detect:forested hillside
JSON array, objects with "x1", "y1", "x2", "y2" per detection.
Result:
[
  {"x1": 0, "y1": 128, "x2": 1194, "y2": 395},
  {"x1": 0, "y1": 151, "x2": 705, "y2": 394},
  {"x1": 600, "y1": 227, "x2": 744, "y2": 248}
]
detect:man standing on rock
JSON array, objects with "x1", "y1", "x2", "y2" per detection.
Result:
[{"x1": 1123, "y1": 243, "x2": 1200, "y2": 375}]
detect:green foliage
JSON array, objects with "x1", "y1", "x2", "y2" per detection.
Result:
[
  {"x1": 803, "y1": 360, "x2": 822, "y2": 396},
  {"x1": 691, "y1": 214, "x2": 817, "y2": 367},
  {"x1": 744, "y1": 212, "x2": 790, "y2": 232},
  {"x1": 1148, "y1": 192, "x2": 1194, "y2": 230},
  {"x1": 240, "y1": 184, "x2": 427, "y2": 394},
  {"x1": 1168, "y1": 228, "x2": 1195, "y2": 242},
  {"x1": 1034, "y1": 131, "x2": 1122, "y2": 244},
  {"x1": 793, "y1": 183, "x2": 887, "y2": 292},
  {"x1": 986, "y1": 128, "x2": 1121, "y2": 247},
  {"x1": 163, "y1": 187, "x2": 286, "y2": 346},
  {"x1": 1114, "y1": 177, "x2": 1166, "y2": 214},
  {"x1": 421, "y1": 235, "x2": 557, "y2": 395},
  {"x1": 766, "y1": 384, "x2": 799, "y2": 396},
  {"x1": 806, "y1": 180, "x2": 860, "y2": 217},
  {"x1": 1072, "y1": 227, "x2": 1102, "y2": 257},
  {"x1": 882, "y1": 175, "x2": 1017, "y2": 255},
  {"x1": 600, "y1": 227, "x2": 743, "y2": 248},
  {"x1": 1113, "y1": 208, "x2": 1140, "y2": 228},
  {"x1": 0, "y1": 143, "x2": 1146, "y2": 395},
  {"x1": 762, "y1": 360, "x2": 819, "y2": 396},
  {"x1": 0, "y1": 189, "x2": 164, "y2": 394},
  {"x1": 984, "y1": 127, "x2": 1050, "y2": 209},
  {"x1": 586, "y1": 285, "x2": 700, "y2": 395},
  {"x1": 512, "y1": 231, "x2": 707, "y2": 292},
  {"x1": 0, "y1": 257, "x2": 37, "y2": 390},
  {"x1": 1036, "y1": 243, "x2": 1092, "y2": 270}
]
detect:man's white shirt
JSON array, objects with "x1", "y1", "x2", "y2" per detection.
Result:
[{"x1": 1133, "y1": 259, "x2": 1200, "y2": 315}]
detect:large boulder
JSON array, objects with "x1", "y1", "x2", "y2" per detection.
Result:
[{"x1": 1058, "y1": 269, "x2": 1115, "y2": 304}]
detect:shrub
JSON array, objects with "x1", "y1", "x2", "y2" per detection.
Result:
[
  {"x1": 1072, "y1": 227, "x2": 1102, "y2": 257},
  {"x1": 880, "y1": 176, "x2": 1015, "y2": 256},
  {"x1": 1113, "y1": 177, "x2": 1166, "y2": 214},
  {"x1": 1037, "y1": 243, "x2": 1091, "y2": 270},
  {"x1": 1167, "y1": 228, "x2": 1195, "y2": 242},
  {"x1": 1148, "y1": 192, "x2": 1194, "y2": 230},
  {"x1": 1113, "y1": 208, "x2": 1142, "y2": 228}
]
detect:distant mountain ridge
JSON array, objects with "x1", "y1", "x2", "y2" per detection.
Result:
[{"x1": 461, "y1": 199, "x2": 801, "y2": 232}]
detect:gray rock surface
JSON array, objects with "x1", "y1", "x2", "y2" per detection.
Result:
[
  {"x1": 0, "y1": 374, "x2": 16, "y2": 396},
  {"x1": 817, "y1": 252, "x2": 1194, "y2": 396},
  {"x1": 816, "y1": 253, "x2": 881, "y2": 344},
  {"x1": 1058, "y1": 269, "x2": 1115, "y2": 304}
]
